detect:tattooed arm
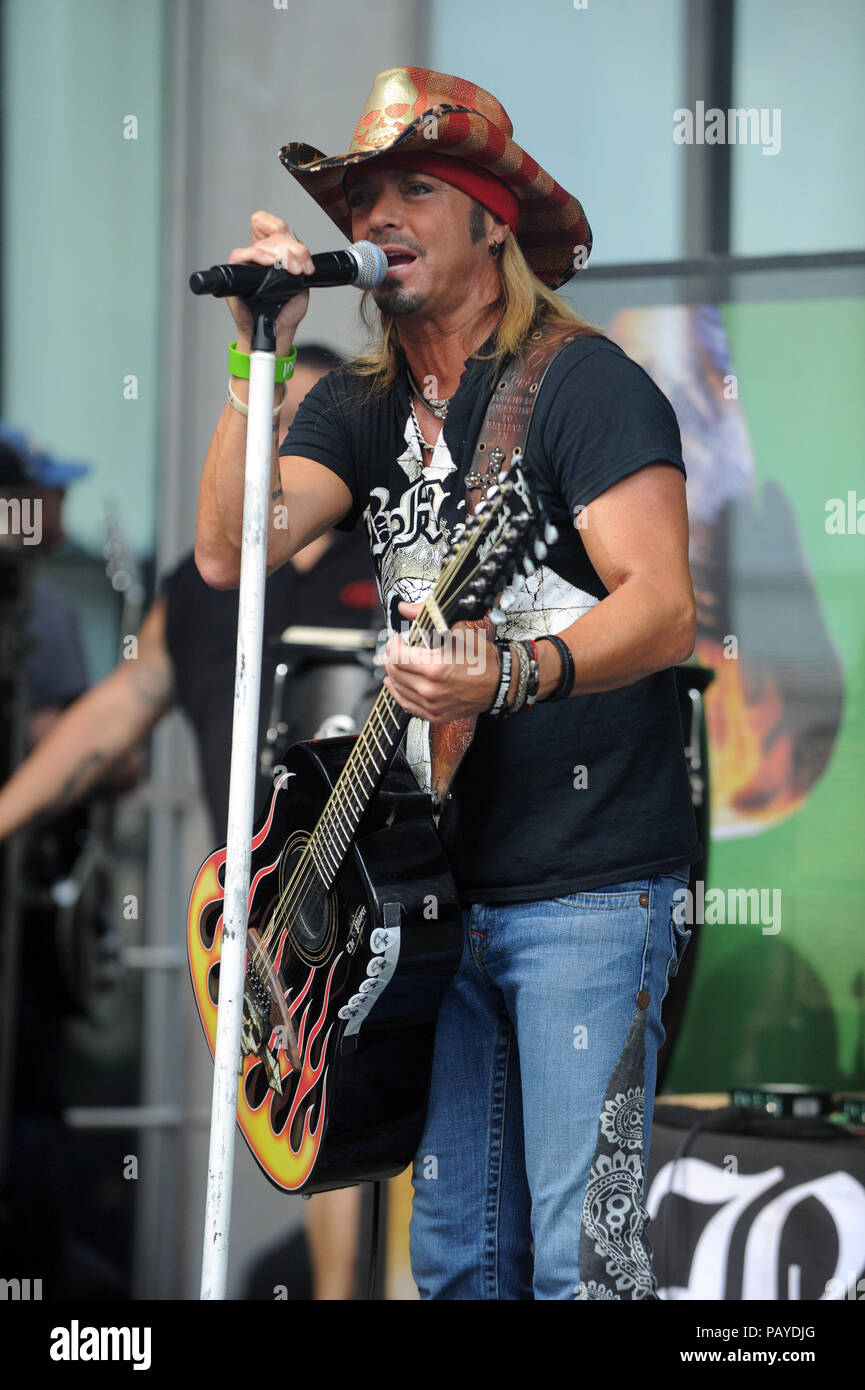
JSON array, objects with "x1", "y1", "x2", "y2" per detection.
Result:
[{"x1": 0, "y1": 594, "x2": 176, "y2": 839}]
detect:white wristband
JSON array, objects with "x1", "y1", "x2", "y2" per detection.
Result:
[{"x1": 226, "y1": 379, "x2": 287, "y2": 418}]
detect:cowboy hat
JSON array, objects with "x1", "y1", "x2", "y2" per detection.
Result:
[{"x1": 279, "y1": 66, "x2": 592, "y2": 289}]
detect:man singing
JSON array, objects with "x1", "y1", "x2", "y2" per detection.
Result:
[{"x1": 195, "y1": 67, "x2": 700, "y2": 1301}]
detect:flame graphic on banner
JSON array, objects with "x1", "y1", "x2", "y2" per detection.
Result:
[{"x1": 697, "y1": 638, "x2": 802, "y2": 837}]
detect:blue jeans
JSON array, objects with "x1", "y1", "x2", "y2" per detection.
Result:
[{"x1": 409, "y1": 865, "x2": 692, "y2": 1300}]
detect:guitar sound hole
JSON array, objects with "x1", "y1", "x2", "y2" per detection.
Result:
[
  {"x1": 207, "y1": 962, "x2": 220, "y2": 1005},
  {"x1": 279, "y1": 835, "x2": 337, "y2": 966},
  {"x1": 292, "y1": 895, "x2": 330, "y2": 954}
]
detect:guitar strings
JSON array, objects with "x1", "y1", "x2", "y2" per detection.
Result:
[
  {"x1": 250, "y1": 500, "x2": 512, "y2": 984},
  {"x1": 247, "y1": 616, "x2": 437, "y2": 982},
  {"x1": 249, "y1": 556, "x2": 461, "y2": 977},
  {"x1": 249, "y1": 495, "x2": 515, "y2": 986}
]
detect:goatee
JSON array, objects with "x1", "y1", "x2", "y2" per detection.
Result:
[{"x1": 372, "y1": 286, "x2": 426, "y2": 317}]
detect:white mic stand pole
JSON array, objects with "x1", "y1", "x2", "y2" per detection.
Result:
[
  {"x1": 196, "y1": 295, "x2": 286, "y2": 1300},
  {"x1": 188, "y1": 244, "x2": 385, "y2": 1300}
]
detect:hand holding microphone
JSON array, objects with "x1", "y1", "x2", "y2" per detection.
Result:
[
  {"x1": 192, "y1": 211, "x2": 388, "y2": 354},
  {"x1": 218, "y1": 212, "x2": 313, "y2": 352}
]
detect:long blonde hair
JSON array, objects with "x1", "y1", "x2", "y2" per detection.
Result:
[{"x1": 347, "y1": 233, "x2": 603, "y2": 393}]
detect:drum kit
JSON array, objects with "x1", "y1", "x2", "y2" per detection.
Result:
[{"x1": 259, "y1": 623, "x2": 384, "y2": 777}]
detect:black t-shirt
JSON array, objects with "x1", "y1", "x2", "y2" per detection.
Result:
[
  {"x1": 281, "y1": 333, "x2": 701, "y2": 902},
  {"x1": 162, "y1": 535, "x2": 380, "y2": 838}
]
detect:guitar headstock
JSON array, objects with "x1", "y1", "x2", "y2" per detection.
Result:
[{"x1": 433, "y1": 460, "x2": 558, "y2": 626}]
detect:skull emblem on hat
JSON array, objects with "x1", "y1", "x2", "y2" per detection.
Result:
[{"x1": 352, "y1": 103, "x2": 412, "y2": 151}]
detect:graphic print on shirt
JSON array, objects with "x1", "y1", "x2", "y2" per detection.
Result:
[
  {"x1": 365, "y1": 432, "x2": 454, "y2": 634},
  {"x1": 362, "y1": 415, "x2": 600, "y2": 794}
]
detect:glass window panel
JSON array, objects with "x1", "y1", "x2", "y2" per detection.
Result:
[
  {"x1": 1, "y1": 0, "x2": 165, "y2": 558},
  {"x1": 427, "y1": 0, "x2": 686, "y2": 264},
  {"x1": 731, "y1": 0, "x2": 865, "y2": 255}
]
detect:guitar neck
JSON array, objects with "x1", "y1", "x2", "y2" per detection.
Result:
[
  {"x1": 305, "y1": 604, "x2": 447, "y2": 890},
  {"x1": 306, "y1": 686, "x2": 410, "y2": 890}
]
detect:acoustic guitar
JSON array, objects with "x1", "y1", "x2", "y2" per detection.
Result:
[{"x1": 187, "y1": 465, "x2": 552, "y2": 1192}]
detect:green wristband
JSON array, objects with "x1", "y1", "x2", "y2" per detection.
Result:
[{"x1": 229, "y1": 341, "x2": 297, "y2": 383}]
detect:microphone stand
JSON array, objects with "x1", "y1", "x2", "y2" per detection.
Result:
[{"x1": 196, "y1": 280, "x2": 292, "y2": 1301}]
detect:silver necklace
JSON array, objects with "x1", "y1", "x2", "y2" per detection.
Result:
[
  {"x1": 407, "y1": 367, "x2": 451, "y2": 420},
  {"x1": 409, "y1": 393, "x2": 437, "y2": 452}
]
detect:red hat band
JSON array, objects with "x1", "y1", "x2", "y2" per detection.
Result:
[{"x1": 343, "y1": 152, "x2": 520, "y2": 234}]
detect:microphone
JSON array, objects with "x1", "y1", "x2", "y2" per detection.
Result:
[{"x1": 189, "y1": 240, "x2": 388, "y2": 298}]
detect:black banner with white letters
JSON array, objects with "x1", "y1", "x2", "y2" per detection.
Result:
[{"x1": 647, "y1": 1103, "x2": 865, "y2": 1301}]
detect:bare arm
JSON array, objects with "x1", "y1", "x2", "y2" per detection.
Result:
[
  {"x1": 194, "y1": 212, "x2": 353, "y2": 588},
  {"x1": 544, "y1": 462, "x2": 697, "y2": 694},
  {"x1": 384, "y1": 463, "x2": 696, "y2": 719},
  {"x1": 0, "y1": 595, "x2": 176, "y2": 839}
]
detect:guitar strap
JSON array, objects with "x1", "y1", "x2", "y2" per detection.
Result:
[{"x1": 428, "y1": 322, "x2": 577, "y2": 807}]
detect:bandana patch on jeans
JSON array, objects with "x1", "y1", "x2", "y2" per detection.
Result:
[{"x1": 574, "y1": 1000, "x2": 657, "y2": 1300}]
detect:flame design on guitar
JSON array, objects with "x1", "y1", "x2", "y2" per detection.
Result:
[{"x1": 188, "y1": 777, "x2": 339, "y2": 1189}]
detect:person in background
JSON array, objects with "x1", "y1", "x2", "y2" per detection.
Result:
[
  {"x1": 0, "y1": 427, "x2": 110, "y2": 745},
  {"x1": 0, "y1": 348, "x2": 380, "y2": 1299},
  {"x1": 0, "y1": 425, "x2": 137, "y2": 1295}
]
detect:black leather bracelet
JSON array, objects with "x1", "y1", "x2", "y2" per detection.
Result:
[
  {"x1": 537, "y1": 634, "x2": 575, "y2": 702},
  {"x1": 487, "y1": 641, "x2": 512, "y2": 716}
]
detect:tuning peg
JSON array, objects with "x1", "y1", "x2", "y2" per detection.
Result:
[
  {"x1": 485, "y1": 484, "x2": 499, "y2": 500},
  {"x1": 461, "y1": 594, "x2": 481, "y2": 613},
  {"x1": 452, "y1": 523, "x2": 466, "y2": 542},
  {"x1": 522, "y1": 555, "x2": 537, "y2": 576},
  {"x1": 489, "y1": 606, "x2": 505, "y2": 624},
  {"x1": 511, "y1": 573, "x2": 526, "y2": 591},
  {"x1": 544, "y1": 520, "x2": 559, "y2": 546},
  {"x1": 475, "y1": 500, "x2": 488, "y2": 516},
  {"x1": 498, "y1": 590, "x2": 517, "y2": 611},
  {"x1": 533, "y1": 539, "x2": 548, "y2": 561}
]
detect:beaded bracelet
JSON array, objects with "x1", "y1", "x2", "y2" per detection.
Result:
[{"x1": 523, "y1": 639, "x2": 540, "y2": 707}]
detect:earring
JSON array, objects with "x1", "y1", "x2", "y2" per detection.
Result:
[{"x1": 489, "y1": 241, "x2": 500, "y2": 258}]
